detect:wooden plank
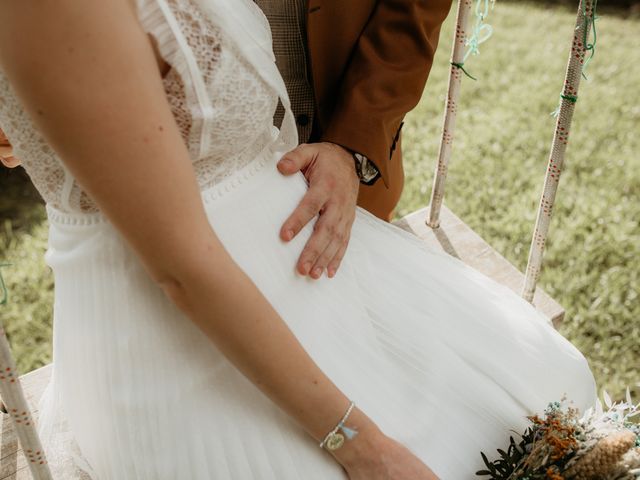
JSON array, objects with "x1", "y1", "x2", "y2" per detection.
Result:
[{"x1": 393, "y1": 205, "x2": 565, "y2": 326}]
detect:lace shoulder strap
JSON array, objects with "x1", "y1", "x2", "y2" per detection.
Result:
[{"x1": 136, "y1": 0, "x2": 217, "y2": 160}]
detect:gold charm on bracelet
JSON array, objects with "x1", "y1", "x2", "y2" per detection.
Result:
[
  {"x1": 319, "y1": 401, "x2": 357, "y2": 451},
  {"x1": 325, "y1": 432, "x2": 345, "y2": 451}
]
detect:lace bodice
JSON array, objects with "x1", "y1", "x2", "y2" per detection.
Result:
[{"x1": 0, "y1": 0, "x2": 279, "y2": 213}]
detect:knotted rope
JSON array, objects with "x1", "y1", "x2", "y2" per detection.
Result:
[
  {"x1": 428, "y1": 0, "x2": 497, "y2": 227},
  {"x1": 523, "y1": 0, "x2": 598, "y2": 303},
  {"x1": 450, "y1": 0, "x2": 495, "y2": 81}
]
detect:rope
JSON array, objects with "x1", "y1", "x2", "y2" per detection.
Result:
[
  {"x1": 582, "y1": 0, "x2": 598, "y2": 78},
  {"x1": 428, "y1": 0, "x2": 497, "y2": 227},
  {"x1": 523, "y1": 0, "x2": 597, "y2": 303},
  {"x1": 0, "y1": 260, "x2": 53, "y2": 478},
  {"x1": 550, "y1": 1, "x2": 597, "y2": 117}
]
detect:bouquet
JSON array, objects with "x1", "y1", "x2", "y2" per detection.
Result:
[{"x1": 477, "y1": 391, "x2": 640, "y2": 479}]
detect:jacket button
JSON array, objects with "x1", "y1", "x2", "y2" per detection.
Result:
[{"x1": 296, "y1": 114, "x2": 310, "y2": 126}]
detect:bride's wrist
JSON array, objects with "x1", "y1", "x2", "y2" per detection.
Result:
[{"x1": 324, "y1": 407, "x2": 385, "y2": 469}]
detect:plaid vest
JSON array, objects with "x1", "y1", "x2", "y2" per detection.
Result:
[{"x1": 253, "y1": 0, "x2": 315, "y2": 142}]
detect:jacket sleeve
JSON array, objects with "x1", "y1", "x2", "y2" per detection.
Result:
[{"x1": 320, "y1": 0, "x2": 452, "y2": 187}]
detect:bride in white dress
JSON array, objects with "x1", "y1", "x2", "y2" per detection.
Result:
[{"x1": 0, "y1": 0, "x2": 596, "y2": 478}]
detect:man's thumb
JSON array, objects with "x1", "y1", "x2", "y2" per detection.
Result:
[{"x1": 276, "y1": 146, "x2": 310, "y2": 175}]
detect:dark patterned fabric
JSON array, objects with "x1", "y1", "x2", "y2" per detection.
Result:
[{"x1": 254, "y1": 0, "x2": 315, "y2": 142}]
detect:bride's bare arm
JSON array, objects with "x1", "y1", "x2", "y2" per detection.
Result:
[{"x1": 0, "y1": 0, "x2": 390, "y2": 469}]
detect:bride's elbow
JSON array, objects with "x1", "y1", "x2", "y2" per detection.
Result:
[
  {"x1": 148, "y1": 253, "x2": 231, "y2": 315},
  {"x1": 144, "y1": 238, "x2": 232, "y2": 314},
  {"x1": 155, "y1": 274, "x2": 192, "y2": 313}
]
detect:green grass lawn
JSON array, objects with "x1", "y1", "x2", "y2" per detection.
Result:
[{"x1": 1, "y1": 2, "x2": 638, "y2": 400}]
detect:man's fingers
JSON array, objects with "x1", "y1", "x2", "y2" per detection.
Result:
[
  {"x1": 326, "y1": 239, "x2": 349, "y2": 279},
  {"x1": 310, "y1": 232, "x2": 344, "y2": 279},
  {"x1": 296, "y1": 208, "x2": 343, "y2": 277},
  {"x1": 280, "y1": 189, "x2": 325, "y2": 241},
  {"x1": 277, "y1": 143, "x2": 314, "y2": 175},
  {"x1": 295, "y1": 224, "x2": 331, "y2": 276}
]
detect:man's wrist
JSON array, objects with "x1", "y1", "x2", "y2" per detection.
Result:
[
  {"x1": 330, "y1": 142, "x2": 381, "y2": 186},
  {"x1": 320, "y1": 141, "x2": 381, "y2": 186},
  {"x1": 351, "y1": 152, "x2": 381, "y2": 186}
]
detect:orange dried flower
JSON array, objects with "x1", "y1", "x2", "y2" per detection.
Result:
[{"x1": 546, "y1": 466, "x2": 565, "y2": 480}]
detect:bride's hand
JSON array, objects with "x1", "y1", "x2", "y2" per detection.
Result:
[
  {"x1": 336, "y1": 431, "x2": 440, "y2": 480},
  {"x1": 0, "y1": 127, "x2": 20, "y2": 168}
]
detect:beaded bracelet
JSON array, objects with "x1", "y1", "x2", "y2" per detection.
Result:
[{"x1": 319, "y1": 401, "x2": 359, "y2": 451}]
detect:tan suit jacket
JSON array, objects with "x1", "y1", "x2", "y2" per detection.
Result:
[{"x1": 305, "y1": 0, "x2": 452, "y2": 220}]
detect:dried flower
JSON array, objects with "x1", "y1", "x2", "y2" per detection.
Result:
[
  {"x1": 564, "y1": 430, "x2": 636, "y2": 479},
  {"x1": 477, "y1": 391, "x2": 640, "y2": 480},
  {"x1": 546, "y1": 465, "x2": 565, "y2": 480}
]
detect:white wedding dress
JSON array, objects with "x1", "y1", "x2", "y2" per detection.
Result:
[{"x1": 0, "y1": 0, "x2": 596, "y2": 478}]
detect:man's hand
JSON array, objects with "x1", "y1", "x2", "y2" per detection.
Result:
[{"x1": 277, "y1": 142, "x2": 359, "y2": 279}]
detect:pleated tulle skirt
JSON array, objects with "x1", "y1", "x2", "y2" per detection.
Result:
[{"x1": 37, "y1": 145, "x2": 596, "y2": 479}]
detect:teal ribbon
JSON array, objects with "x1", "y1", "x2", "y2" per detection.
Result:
[
  {"x1": 451, "y1": 62, "x2": 478, "y2": 81},
  {"x1": 551, "y1": 94, "x2": 579, "y2": 117},
  {"x1": 0, "y1": 263, "x2": 10, "y2": 306},
  {"x1": 463, "y1": 0, "x2": 495, "y2": 62},
  {"x1": 561, "y1": 94, "x2": 578, "y2": 103},
  {"x1": 454, "y1": 0, "x2": 495, "y2": 81}
]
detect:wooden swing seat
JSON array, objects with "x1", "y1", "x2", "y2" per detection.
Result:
[
  {"x1": 392, "y1": 205, "x2": 565, "y2": 326},
  {"x1": 0, "y1": 205, "x2": 564, "y2": 479}
]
